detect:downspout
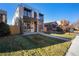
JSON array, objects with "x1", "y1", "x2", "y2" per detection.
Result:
[{"x1": 19, "y1": 17, "x2": 23, "y2": 34}]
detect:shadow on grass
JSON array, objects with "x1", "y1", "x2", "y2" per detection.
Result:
[{"x1": 0, "y1": 34, "x2": 67, "y2": 53}]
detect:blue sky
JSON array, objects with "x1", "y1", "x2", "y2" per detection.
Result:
[{"x1": 0, "y1": 3, "x2": 79, "y2": 25}]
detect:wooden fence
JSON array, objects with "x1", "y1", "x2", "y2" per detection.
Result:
[{"x1": 10, "y1": 25, "x2": 20, "y2": 35}]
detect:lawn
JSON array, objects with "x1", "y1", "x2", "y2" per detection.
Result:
[
  {"x1": 50, "y1": 33, "x2": 75, "y2": 40},
  {"x1": 0, "y1": 34, "x2": 71, "y2": 56}
]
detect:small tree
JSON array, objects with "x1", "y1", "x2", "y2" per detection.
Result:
[
  {"x1": 0, "y1": 22, "x2": 10, "y2": 36},
  {"x1": 60, "y1": 19, "x2": 70, "y2": 32}
]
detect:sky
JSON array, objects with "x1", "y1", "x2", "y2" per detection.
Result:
[{"x1": 0, "y1": 3, "x2": 79, "y2": 25}]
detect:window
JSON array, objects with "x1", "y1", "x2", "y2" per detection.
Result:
[
  {"x1": 24, "y1": 10, "x2": 31, "y2": 17},
  {"x1": 28, "y1": 11, "x2": 31, "y2": 17},
  {"x1": 39, "y1": 13, "x2": 43, "y2": 21},
  {"x1": 24, "y1": 10, "x2": 28, "y2": 16},
  {"x1": 34, "y1": 12, "x2": 37, "y2": 19},
  {"x1": 23, "y1": 8, "x2": 31, "y2": 17}
]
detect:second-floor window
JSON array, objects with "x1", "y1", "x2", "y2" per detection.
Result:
[
  {"x1": 39, "y1": 13, "x2": 43, "y2": 21},
  {"x1": 34, "y1": 12, "x2": 37, "y2": 19},
  {"x1": 23, "y1": 8, "x2": 31, "y2": 17}
]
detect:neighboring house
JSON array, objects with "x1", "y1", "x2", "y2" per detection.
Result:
[
  {"x1": 12, "y1": 4, "x2": 44, "y2": 34},
  {"x1": 74, "y1": 20, "x2": 79, "y2": 30},
  {"x1": 0, "y1": 9, "x2": 7, "y2": 23},
  {"x1": 57, "y1": 20, "x2": 75, "y2": 32},
  {"x1": 44, "y1": 21, "x2": 58, "y2": 32}
]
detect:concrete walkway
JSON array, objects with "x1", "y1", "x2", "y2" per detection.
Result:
[
  {"x1": 66, "y1": 35, "x2": 79, "y2": 56},
  {"x1": 23, "y1": 32, "x2": 69, "y2": 41}
]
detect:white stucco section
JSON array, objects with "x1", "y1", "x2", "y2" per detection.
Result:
[
  {"x1": 19, "y1": 6, "x2": 24, "y2": 19},
  {"x1": 12, "y1": 6, "x2": 24, "y2": 25},
  {"x1": 12, "y1": 7, "x2": 19, "y2": 25}
]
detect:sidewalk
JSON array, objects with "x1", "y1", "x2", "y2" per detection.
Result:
[
  {"x1": 66, "y1": 35, "x2": 79, "y2": 56},
  {"x1": 23, "y1": 32, "x2": 69, "y2": 41}
]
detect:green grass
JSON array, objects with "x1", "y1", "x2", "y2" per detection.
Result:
[
  {"x1": 50, "y1": 33, "x2": 75, "y2": 40},
  {"x1": 0, "y1": 35, "x2": 71, "y2": 56}
]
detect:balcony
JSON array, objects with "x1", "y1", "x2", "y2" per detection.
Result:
[
  {"x1": 23, "y1": 16, "x2": 37, "y2": 22},
  {"x1": 23, "y1": 7, "x2": 43, "y2": 22},
  {"x1": 23, "y1": 11, "x2": 37, "y2": 22}
]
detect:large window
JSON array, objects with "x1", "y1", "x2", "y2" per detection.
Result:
[
  {"x1": 23, "y1": 8, "x2": 31, "y2": 17},
  {"x1": 34, "y1": 12, "x2": 37, "y2": 19},
  {"x1": 28, "y1": 11, "x2": 31, "y2": 17},
  {"x1": 24, "y1": 10, "x2": 28, "y2": 16},
  {"x1": 39, "y1": 13, "x2": 43, "y2": 21}
]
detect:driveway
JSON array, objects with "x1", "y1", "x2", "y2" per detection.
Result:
[{"x1": 66, "y1": 34, "x2": 79, "y2": 56}]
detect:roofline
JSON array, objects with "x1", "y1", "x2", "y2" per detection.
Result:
[{"x1": 18, "y1": 4, "x2": 44, "y2": 15}]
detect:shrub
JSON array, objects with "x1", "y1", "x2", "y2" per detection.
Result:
[
  {"x1": 56, "y1": 27, "x2": 64, "y2": 34},
  {"x1": 0, "y1": 22, "x2": 10, "y2": 36}
]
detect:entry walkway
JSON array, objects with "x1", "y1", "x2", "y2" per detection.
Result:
[
  {"x1": 66, "y1": 35, "x2": 79, "y2": 56},
  {"x1": 23, "y1": 32, "x2": 69, "y2": 41}
]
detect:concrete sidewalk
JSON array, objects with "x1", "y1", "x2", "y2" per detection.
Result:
[{"x1": 66, "y1": 35, "x2": 79, "y2": 56}]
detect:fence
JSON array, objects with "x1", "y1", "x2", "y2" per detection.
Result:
[
  {"x1": 10, "y1": 25, "x2": 20, "y2": 35},
  {"x1": 44, "y1": 27, "x2": 47, "y2": 32}
]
